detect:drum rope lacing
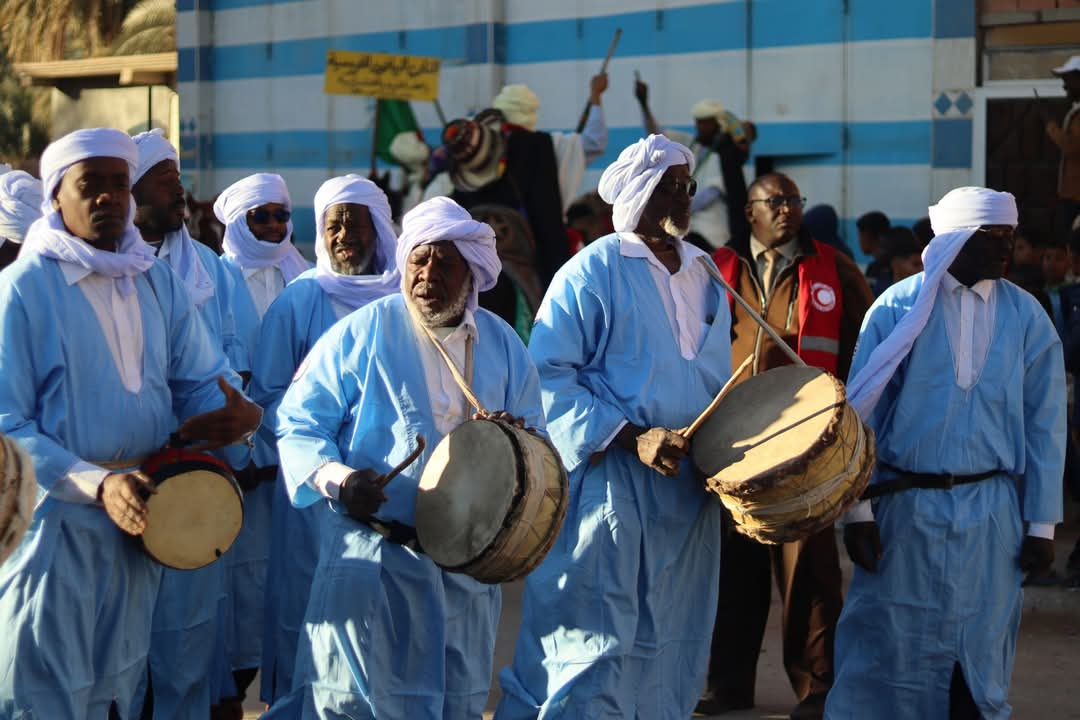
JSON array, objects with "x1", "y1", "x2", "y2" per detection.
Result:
[{"x1": 720, "y1": 416, "x2": 868, "y2": 522}]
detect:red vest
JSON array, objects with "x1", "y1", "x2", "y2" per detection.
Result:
[{"x1": 713, "y1": 240, "x2": 843, "y2": 373}]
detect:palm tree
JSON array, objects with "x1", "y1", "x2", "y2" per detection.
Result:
[
  {"x1": 111, "y1": 0, "x2": 176, "y2": 56},
  {"x1": 0, "y1": 0, "x2": 136, "y2": 62}
]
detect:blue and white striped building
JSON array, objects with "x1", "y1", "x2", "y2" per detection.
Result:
[{"x1": 177, "y1": 0, "x2": 979, "y2": 254}]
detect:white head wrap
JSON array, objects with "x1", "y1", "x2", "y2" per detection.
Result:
[
  {"x1": 492, "y1": 84, "x2": 540, "y2": 131},
  {"x1": 598, "y1": 134, "x2": 695, "y2": 233},
  {"x1": 690, "y1": 100, "x2": 726, "y2": 121},
  {"x1": 22, "y1": 128, "x2": 155, "y2": 295},
  {"x1": 0, "y1": 171, "x2": 43, "y2": 244},
  {"x1": 313, "y1": 174, "x2": 401, "y2": 311},
  {"x1": 131, "y1": 128, "x2": 215, "y2": 306},
  {"x1": 214, "y1": 173, "x2": 309, "y2": 284},
  {"x1": 0, "y1": 164, "x2": 11, "y2": 175},
  {"x1": 845, "y1": 186, "x2": 1019, "y2": 419},
  {"x1": 395, "y1": 196, "x2": 500, "y2": 313}
]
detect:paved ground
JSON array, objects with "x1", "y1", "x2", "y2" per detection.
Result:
[{"x1": 245, "y1": 512, "x2": 1080, "y2": 719}]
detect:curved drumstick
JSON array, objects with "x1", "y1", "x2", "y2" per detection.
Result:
[
  {"x1": 696, "y1": 256, "x2": 806, "y2": 367},
  {"x1": 681, "y1": 354, "x2": 754, "y2": 440},
  {"x1": 375, "y1": 435, "x2": 427, "y2": 489}
]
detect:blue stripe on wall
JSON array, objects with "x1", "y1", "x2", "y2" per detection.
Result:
[
  {"x1": 176, "y1": 0, "x2": 308, "y2": 10},
  {"x1": 931, "y1": 118, "x2": 972, "y2": 168},
  {"x1": 177, "y1": 2, "x2": 934, "y2": 82},
  {"x1": 180, "y1": 120, "x2": 932, "y2": 172},
  {"x1": 933, "y1": 0, "x2": 976, "y2": 39}
]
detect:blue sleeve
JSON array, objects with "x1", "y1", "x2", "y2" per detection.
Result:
[
  {"x1": 501, "y1": 333, "x2": 549, "y2": 437},
  {"x1": 248, "y1": 293, "x2": 307, "y2": 467},
  {"x1": 1020, "y1": 312, "x2": 1067, "y2": 524},
  {"x1": 211, "y1": 251, "x2": 246, "y2": 373},
  {"x1": 0, "y1": 286, "x2": 82, "y2": 491},
  {"x1": 527, "y1": 271, "x2": 626, "y2": 472},
  {"x1": 275, "y1": 322, "x2": 358, "y2": 507}
]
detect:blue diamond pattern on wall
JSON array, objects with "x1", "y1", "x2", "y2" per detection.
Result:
[
  {"x1": 954, "y1": 92, "x2": 973, "y2": 115},
  {"x1": 934, "y1": 93, "x2": 954, "y2": 116}
]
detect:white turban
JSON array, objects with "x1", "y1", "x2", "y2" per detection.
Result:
[
  {"x1": 493, "y1": 84, "x2": 540, "y2": 131},
  {"x1": 389, "y1": 132, "x2": 430, "y2": 169},
  {"x1": 22, "y1": 128, "x2": 154, "y2": 295},
  {"x1": 312, "y1": 174, "x2": 400, "y2": 311},
  {"x1": 0, "y1": 171, "x2": 43, "y2": 244},
  {"x1": 214, "y1": 173, "x2": 309, "y2": 284},
  {"x1": 690, "y1": 99, "x2": 726, "y2": 121},
  {"x1": 846, "y1": 187, "x2": 1019, "y2": 420},
  {"x1": 598, "y1": 134, "x2": 695, "y2": 233},
  {"x1": 395, "y1": 196, "x2": 500, "y2": 312},
  {"x1": 131, "y1": 128, "x2": 177, "y2": 184}
]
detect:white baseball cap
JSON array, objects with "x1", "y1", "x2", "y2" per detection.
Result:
[{"x1": 1052, "y1": 55, "x2": 1080, "y2": 76}]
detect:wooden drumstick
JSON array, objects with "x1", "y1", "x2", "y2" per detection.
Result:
[
  {"x1": 375, "y1": 435, "x2": 427, "y2": 489},
  {"x1": 575, "y1": 28, "x2": 622, "y2": 134},
  {"x1": 681, "y1": 354, "x2": 754, "y2": 440},
  {"x1": 695, "y1": 256, "x2": 807, "y2": 367}
]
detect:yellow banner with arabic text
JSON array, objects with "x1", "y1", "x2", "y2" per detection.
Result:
[{"x1": 324, "y1": 50, "x2": 441, "y2": 102}]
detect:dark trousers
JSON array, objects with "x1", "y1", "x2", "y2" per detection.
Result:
[{"x1": 706, "y1": 519, "x2": 844, "y2": 705}]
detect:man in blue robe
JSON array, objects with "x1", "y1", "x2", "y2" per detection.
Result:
[
  {"x1": 827, "y1": 187, "x2": 1066, "y2": 719},
  {"x1": 495, "y1": 134, "x2": 733, "y2": 719},
  {"x1": 251, "y1": 175, "x2": 400, "y2": 703},
  {"x1": 129, "y1": 128, "x2": 242, "y2": 719},
  {"x1": 213, "y1": 173, "x2": 311, "y2": 704},
  {"x1": 0, "y1": 128, "x2": 262, "y2": 720},
  {"x1": 263, "y1": 196, "x2": 545, "y2": 719}
]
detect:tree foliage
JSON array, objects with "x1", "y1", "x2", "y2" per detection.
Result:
[{"x1": 112, "y1": 0, "x2": 176, "y2": 56}]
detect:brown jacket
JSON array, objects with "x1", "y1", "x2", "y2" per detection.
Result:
[
  {"x1": 723, "y1": 232, "x2": 874, "y2": 384},
  {"x1": 1048, "y1": 107, "x2": 1080, "y2": 202}
]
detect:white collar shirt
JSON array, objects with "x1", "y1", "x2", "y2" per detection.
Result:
[
  {"x1": 618, "y1": 232, "x2": 712, "y2": 360},
  {"x1": 242, "y1": 265, "x2": 285, "y2": 320},
  {"x1": 939, "y1": 273, "x2": 996, "y2": 391}
]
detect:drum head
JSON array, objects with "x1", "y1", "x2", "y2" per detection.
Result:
[
  {"x1": 692, "y1": 365, "x2": 843, "y2": 483},
  {"x1": 0, "y1": 435, "x2": 35, "y2": 566},
  {"x1": 142, "y1": 467, "x2": 243, "y2": 570},
  {"x1": 416, "y1": 420, "x2": 520, "y2": 569}
]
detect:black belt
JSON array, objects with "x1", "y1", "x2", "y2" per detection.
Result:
[
  {"x1": 367, "y1": 518, "x2": 423, "y2": 553},
  {"x1": 861, "y1": 463, "x2": 1004, "y2": 500}
]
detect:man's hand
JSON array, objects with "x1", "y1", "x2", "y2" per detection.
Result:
[
  {"x1": 177, "y1": 376, "x2": 262, "y2": 451},
  {"x1": 339, "y1": 469, "x2": 388, "y2": 522},
  {"x1": 475, "y1": 410, "x2": 526, "y2": 429},
  {"x1": 617, "y1": 426, "x2": 688, "y2": 477},
  {"x1": 843, "y1": 521, "x2": 883, "y2": 573},
  {"x1": 1019, "y1": 535, "x2": 1055, "y2": 576},
  {"x1": 99, "y1": 471, "x2": 156, "y2": 535},
  {"x1": 634, "y1": 78, "x2": 648, "y2": 106},
  {"x1": 590, "y1": 73, "x2": 609, "y2": 105}
]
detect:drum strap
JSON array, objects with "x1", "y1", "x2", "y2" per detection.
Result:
[
  {"x1": 861, "y1": 463, "x2": 1004, "y2": 500},
  {"x1": 420, "y1": 324, "x2": 488, "y2": 416},
  {"x1": 367, "y1": 518, "x2": 423, "y2": 553}
]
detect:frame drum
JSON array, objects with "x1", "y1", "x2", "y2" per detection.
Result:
[
  {"x1": 691, "y1": 365, "x2": 874, "y2": 544},
  {"x1": 140, "y1": 448, "x2": 243, "y2": 570},
  {"x1": 0, "y1": 434, "x2": 36, "y2": 566},
  {"x1": 415, "y1": 419, "x2": 568, "y2": 584}
]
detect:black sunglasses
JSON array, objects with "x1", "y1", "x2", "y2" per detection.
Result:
[{"x1": 248, "y1": 207, "x2": 291, "y2": 224}]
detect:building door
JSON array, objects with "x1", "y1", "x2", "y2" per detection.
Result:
[{"x1": 984, "y1": 94, "x2": 1070, "y2": 236}]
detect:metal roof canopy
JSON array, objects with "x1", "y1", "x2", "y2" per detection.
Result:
[{"x1": 13, "y1": 52, "x2": 177, "y2": 89}]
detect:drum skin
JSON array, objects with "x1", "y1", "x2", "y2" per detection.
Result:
[
  {"x1": 0, "y1": 434, "x2": 36, "y2": 566},
  {"x1": 691, "y1": 365, "x2": 875, "y2": 544},
  {"x1": 140, "y1": 448, "x2": 243, "y2": 570},
  {"x1": 416, "y1": 419, "x2": 568, "y2": 584}
]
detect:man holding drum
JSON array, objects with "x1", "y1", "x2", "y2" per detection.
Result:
[
  {"x1": 250, "y1": 174, "x2": 400, "y2": 703},
  {"x1": 497, "y1": 134, "x2": 734, "y2": 719},
  {"x1": 828, "y1": 187, "x2": 1066, "y2": 718},
  {"x1": 130, "y1": 126, "x2": 243, "y2": 720},
  {"x1": 0, "y1": 128, "x2": 261, "y2": 719},
  {"x1": 264, "y1": 196, "x2": 545, "y2": 719},
  {"x1": 701, "y1": 173, "x2": 873, "y2": 718}
]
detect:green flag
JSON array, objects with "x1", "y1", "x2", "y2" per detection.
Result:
[{"x1": 374, "y1": 99, "x2": 422, "y2": 167}]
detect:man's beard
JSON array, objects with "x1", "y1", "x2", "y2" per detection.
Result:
[
  {"x1": 660, "y1": 215, "x2": 689, "y2": 239},
  {"x1": 407, "y1": 275, "x2": 473, "y2": 329},
  {"x1": 329, "y1": 244, "x2": 375, "y2": 276},
  {"x1": 136, "y1": 205, "x2": 184, "y2": 237}
]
